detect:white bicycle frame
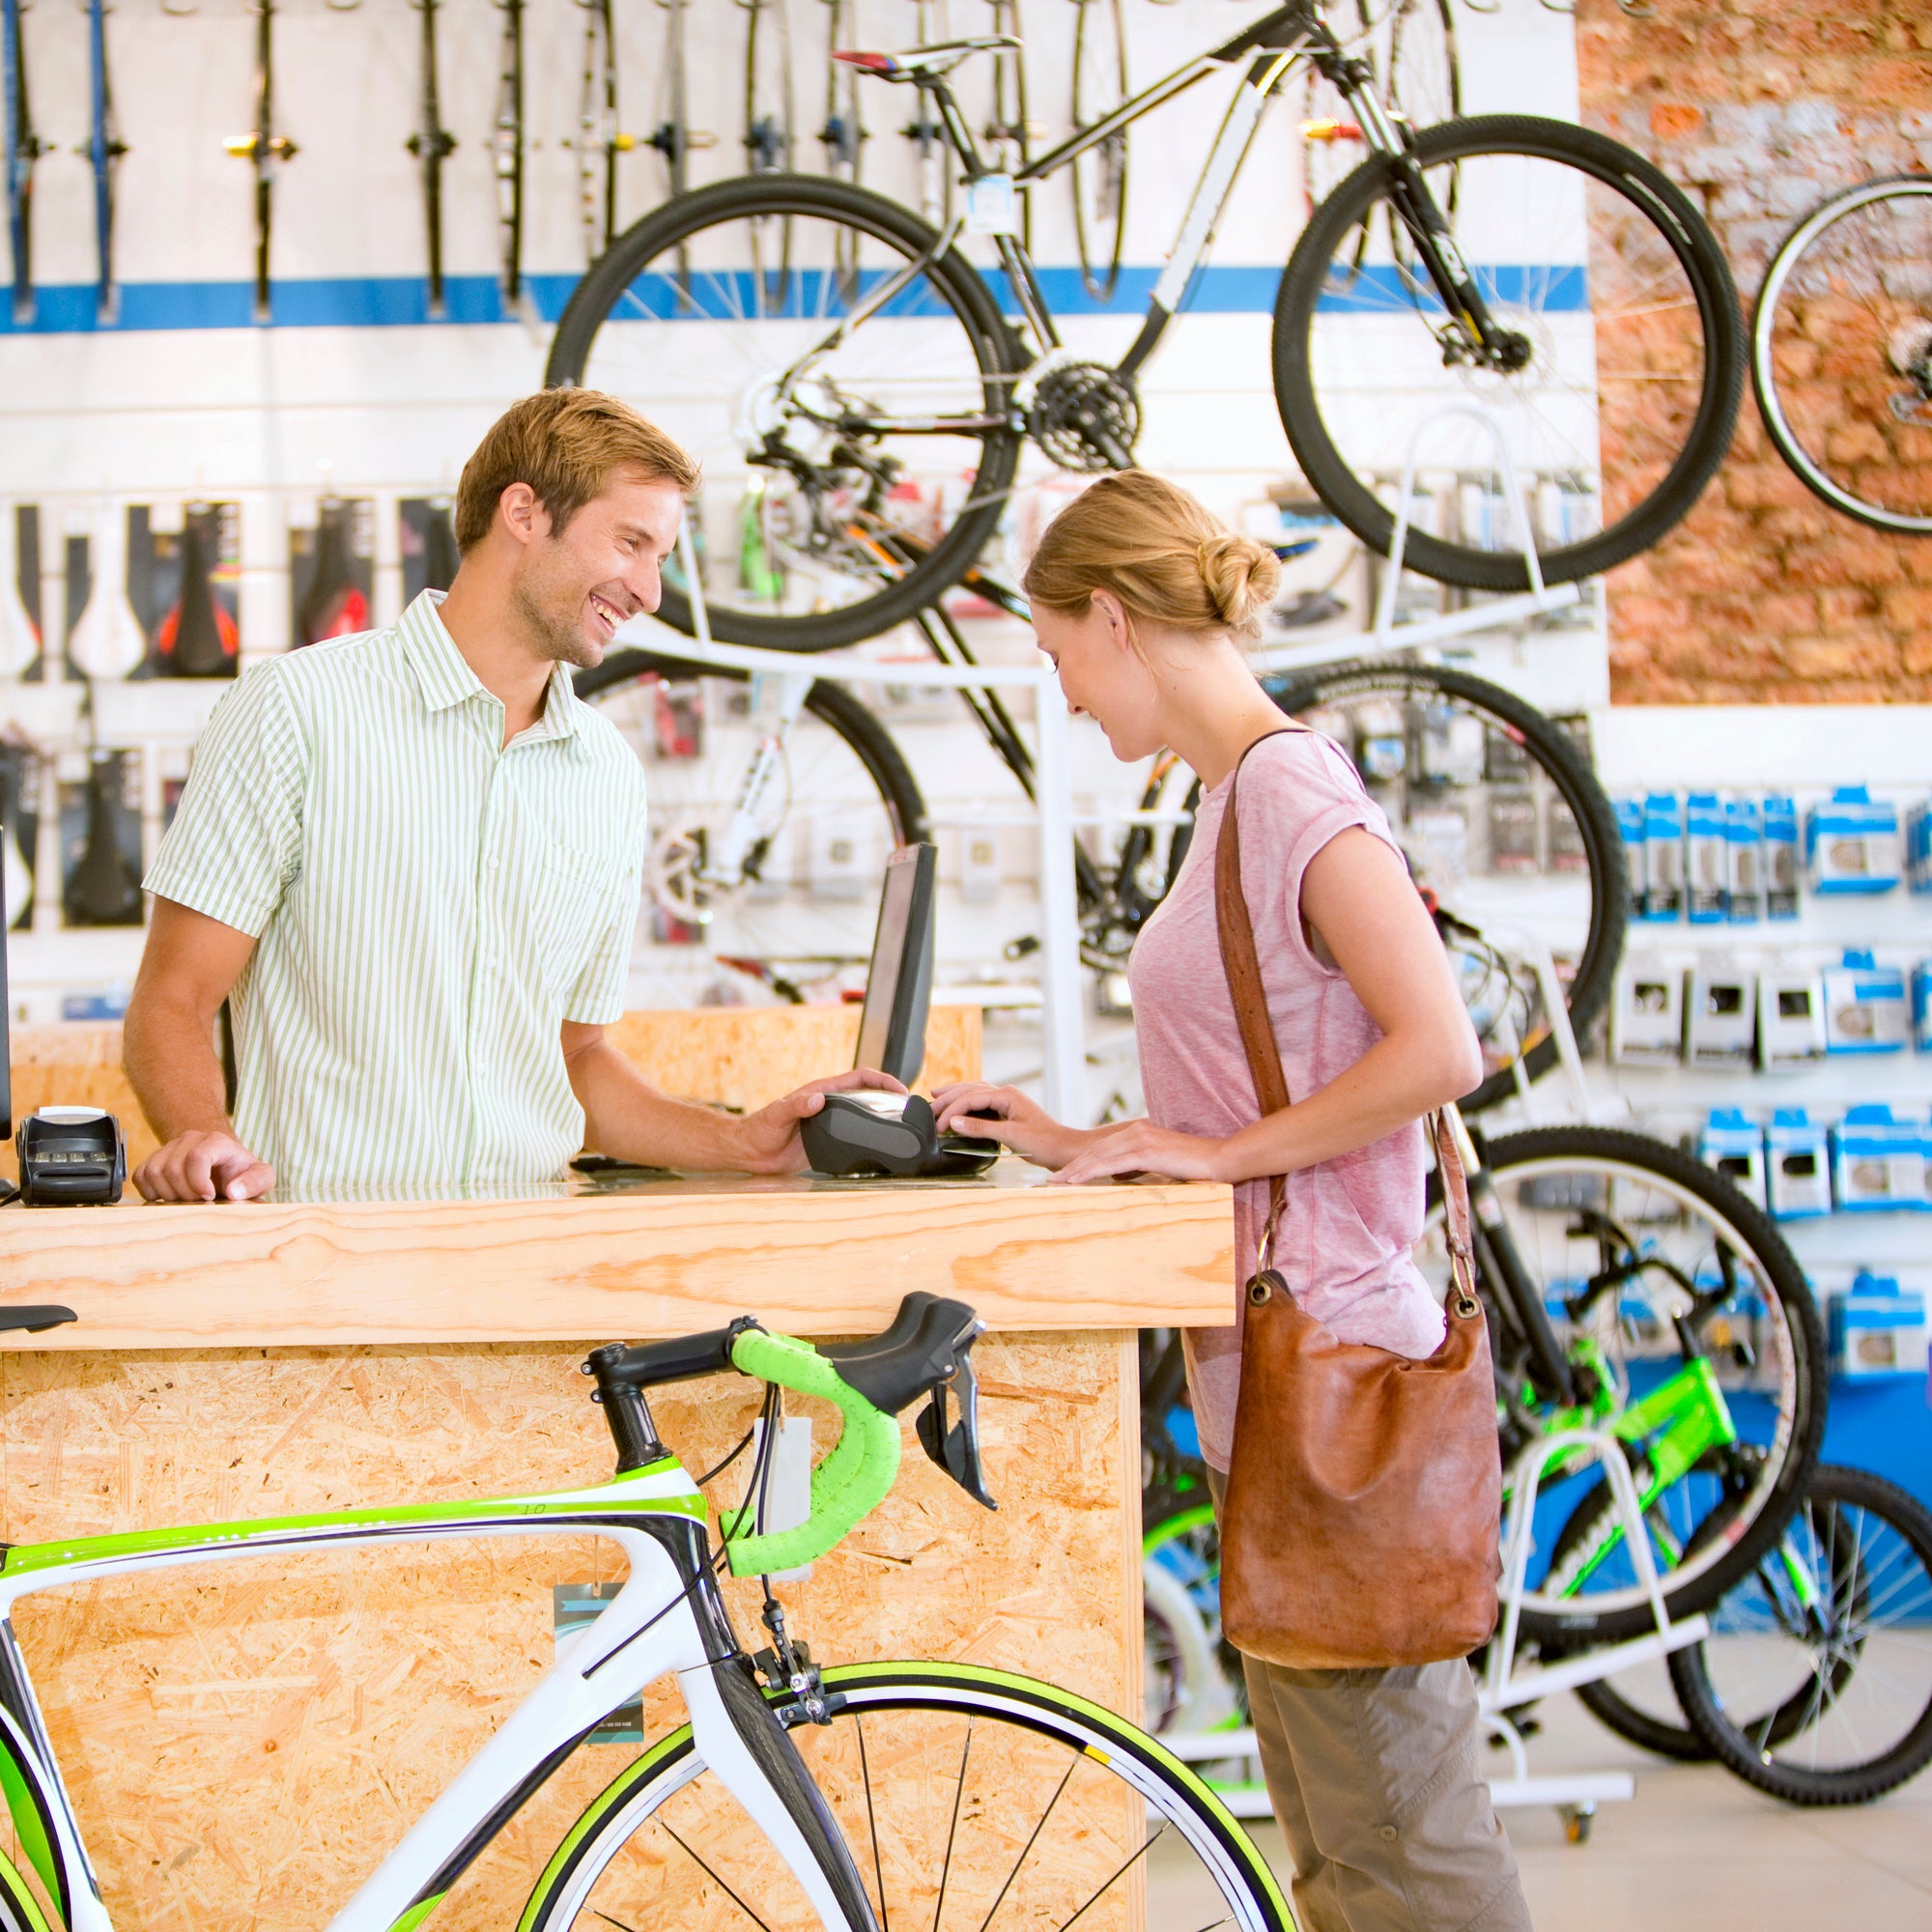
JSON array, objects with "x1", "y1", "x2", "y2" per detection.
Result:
[{"x1": 0, "y1": 1461, "x2": 867, "y2": 1932}]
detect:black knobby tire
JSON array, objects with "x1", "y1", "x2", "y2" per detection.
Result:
[
  {"x1": 1267, "y1": 661, "x2": 1628, "y2": 1115},
  {"x1": 546, "y1": 174, "x2": 1024, "y2": 652},
  {"x1": 1272, "y1": 115, "x2": 1745, "y2": 590},
  {"x1": 1669, "y1": 1464, "x2": 1932, "y2": 1805},
  {"x1": 1575, "y1": 1671, "x2": 1710, "y2": 1762},
  {"x1": 573, "y1": 646, "x2": 928, "y2": 845},
  {"x1": 1461, "y1": 1127, "x2": 1826, "y2": 1647}
]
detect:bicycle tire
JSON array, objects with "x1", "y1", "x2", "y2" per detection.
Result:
[
  {"x1": 518, "y1": 1661, "x2": 1293, "y2": 1931},
  {"x1": 1575, "y1": 1669, "x2": 1711, "y2": 1762},
  {"x1": 1272, "y1": 115, "x2": 1745, "y2": 590},
  {"x1": 1751, "y1": 176, "x2": 1932, "y2": 535},
  {"x1": 1669, "y1": 1464, "x2": 1932, "y2": 1805},
  {"x1": 1266, "y1": 661, "x2": 1628, "y2": 1115},
  {"x1": 1436, "y1": 1127, "x2": 1825, "y2": 1648},
  {"x1": 546, "y1": 174, "x2": 1023, "y2": 652}
]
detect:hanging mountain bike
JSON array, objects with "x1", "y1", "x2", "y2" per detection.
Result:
[
  {"x1": 548, "y1": 1, "x2": 1743, "y2": 650},
  {"x1": 79, "y1": 0, "x2": 126, "y2": 323},
  {"x1": 493, "y1": 0, "x2": 526, "y2": 305},
  {"x1": 3, "y1": 0, "x2": 45, "y2": 324},
  {"x1": 405, "y1": 0, "x2": 457, "y2": 318},
  {"x1": 223, "y1": 0, "x2": 297, "y2": 320}
]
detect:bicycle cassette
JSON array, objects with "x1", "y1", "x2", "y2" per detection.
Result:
[{"x1": 1026, "y1": 361, "x2": 1141, "y2": 473}]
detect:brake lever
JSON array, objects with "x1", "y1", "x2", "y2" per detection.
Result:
[{"x1": 916, "y1": 1350, "x2": 997, "y2": 1511}]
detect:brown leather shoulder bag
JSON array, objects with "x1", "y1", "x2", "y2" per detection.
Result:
[{"x1": 1215, "y1": 734, "x2": 1501, "y2": 1670}]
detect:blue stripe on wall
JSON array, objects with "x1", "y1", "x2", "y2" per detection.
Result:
[{"x1": 0, "y1": 261, "x2": 1589, "y2": 335}]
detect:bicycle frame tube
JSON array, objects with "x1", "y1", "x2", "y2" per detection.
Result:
[{"x1": 0, "y1": 1463, "x2": 877, "y2": 1932}]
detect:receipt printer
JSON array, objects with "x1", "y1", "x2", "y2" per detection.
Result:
[{"x1": 16, "y1": 1106, "x2": 127, "y2": 1207}]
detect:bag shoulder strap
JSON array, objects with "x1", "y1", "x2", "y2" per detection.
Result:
[{"x1": 1213, "y1": 734, "x2": 1294, "y2": 1257}]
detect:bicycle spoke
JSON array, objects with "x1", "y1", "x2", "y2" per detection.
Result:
[
  {"x1": 932, "y1": 1717, "x2": 975, "y2": 1932},
  {"x1": 975, "y1": 1759, "x2": 1077, "y2": 1932},
  {"x1": 1056, "y1": 1824, "x2": 1167, "y2": 1932},
  {"x1": 662, "y1": 1823, "x2": 776, "y2": 1931},
  {"x1": 855, "y1": 1714, "x2": 891, "y2": 1932}
]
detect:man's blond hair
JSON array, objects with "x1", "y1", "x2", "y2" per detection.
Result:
[{"x1": 454, "y1": 388, "x2": 699, "y2": 554}]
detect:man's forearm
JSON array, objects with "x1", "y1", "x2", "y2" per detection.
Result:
[
  {"x1": 569, "y1": 1040, "x2": 757, "y2": 1171},
  {"x1": 124, "y1": 994, "x2": 232, "y2": 1145}
]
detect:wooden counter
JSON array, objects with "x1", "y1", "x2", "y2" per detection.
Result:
[{"x1": 0, "y1": 1165, "x2": 1235, "y2": 1931}]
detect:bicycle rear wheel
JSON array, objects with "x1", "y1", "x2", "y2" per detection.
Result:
[
  {"x1": 1670, "y1": 1464, "x2": 1932, "y2": 1804},
  {"x1": 1273, "y1": 115, "x2": 1744, "y2": 589},
  {"x1": 521, "y1": 1662, "x2": 1293, "y2": 1930},
  {"x1": 1422, "y1": 1127, "x2": 1826, "y2": 1646},
  {"x1": 547, "y1": 176, "x2": 1021, "y2": 652},
  {"x1": 1752, "y1": 176, "x2": 1932, "y2": 535},
  {"x1": 573, "y1": 647, "x2": 926, "y2": 991},
  {"x1": 1266, "y1": 661, "x2": 1627, "y2": 1115}
]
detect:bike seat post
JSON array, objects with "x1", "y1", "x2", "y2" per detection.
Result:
[{"x1": 585, "y1": 1345, "x2": 668, "y2": 1471}]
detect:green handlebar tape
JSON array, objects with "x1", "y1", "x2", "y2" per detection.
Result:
[{"x1": 724, "y1": 1328, "x2": 901, "y2": 1577}]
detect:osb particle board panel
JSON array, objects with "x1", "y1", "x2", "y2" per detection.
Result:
[
  {"x1": 0, "y1": 1333, "x2": 1142, "y2": 1932},
  {"x1": 0, "y1": 1006, "x2": 983, "y2": 1181},
  {"x1": 0, "y1": 1176, "x2": 1236, "y2": 1350}
]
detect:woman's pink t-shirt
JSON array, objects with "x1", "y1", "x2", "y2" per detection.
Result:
[{"x1": 1128, "y1": 729, "x2": 1446, "y2": 1473}]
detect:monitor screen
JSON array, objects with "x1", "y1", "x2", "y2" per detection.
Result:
[{"x1": 855, "y1": 843, "x2": 935, "y2": 1085}]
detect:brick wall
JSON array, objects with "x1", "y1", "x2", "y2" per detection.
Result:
[{"x1": 1576, "y1": 0, "x2": 1932, "y2": 701}]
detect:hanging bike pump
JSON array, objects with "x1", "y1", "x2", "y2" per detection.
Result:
[{"x1": 405, "y1": 0, "x2": 457, "y2": 318}]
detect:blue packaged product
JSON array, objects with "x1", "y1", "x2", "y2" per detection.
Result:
[
  {"x1": 1615, "y1": 796, "x2": 1644, "y2": 886},
  {"x1": 1685, "y1": 791, "x2": 1727, "y2": 923},
  {"x1": 1641, "y1": 791, "x2": 1684, "y2": 921},
  {"x1": 1764, "y1": 1109, "x2": 1831, "y2": 1220},
  {"x1": 1909, "y1": 800, "x2": 1932, "y2": 895},
  {"x1": 1762, "y1": 794, "x2": 1800, "y2": 920},
  {"x1": 1697, "y1": 1108, "x2": 1766, "y2": 1211},
  {"x1": 1805, "y1": 785, "x2": 1901, "y2": 895},
  {"x1": 1830, "y1": 1105, "x2": 1927, "y2": 1212},
  {"x1": 1725, "y1": 797, "x2": 1762, "y2": 924},
  {"x1": 1822, "y1": 950, "x2": 1908, "y2": 1054},
  {"x1": 1916, "y1": 960, "x2": 1932, "y2": 1053},
  {"x1": 1829, "y1": 1271, "x2": 1929, "y2": 1378}
]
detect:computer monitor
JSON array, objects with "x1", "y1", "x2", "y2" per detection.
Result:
[{"x1": 854, "y1": 842, "x2": 937, "y2": 1087}]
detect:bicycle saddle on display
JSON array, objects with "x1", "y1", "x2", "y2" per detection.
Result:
[{"x1": 833, "y1": 36, "x2": 1018, "y2": 84}]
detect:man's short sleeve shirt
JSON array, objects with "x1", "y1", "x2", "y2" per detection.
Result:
[{"x1": 144, "y1": 590, "x2": 648, "y2": 1194}]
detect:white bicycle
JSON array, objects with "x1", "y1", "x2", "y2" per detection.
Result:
[{"x1": 0, "y1": 1293, "x2": 1291, "y2": 1931}]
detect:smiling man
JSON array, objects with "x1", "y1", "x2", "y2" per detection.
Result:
[{"x1": 124, "y1": 388, "x2": 895, "y2": 1202}]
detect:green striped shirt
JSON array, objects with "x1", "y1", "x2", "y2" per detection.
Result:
[{"x1": 144, "y1": 591, "x2": 647, "y2": 1195}]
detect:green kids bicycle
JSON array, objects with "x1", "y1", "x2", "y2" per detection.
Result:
[{"x1": 0, "y1": 1292, "x2": 1291, "y2": 1932}]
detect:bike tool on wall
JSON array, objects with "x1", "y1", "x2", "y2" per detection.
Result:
[{"x1": 799, "y1": 842, "x2": 1000, "y2": 1179}]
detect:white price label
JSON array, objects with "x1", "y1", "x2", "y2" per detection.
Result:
[{"x1": 965, "y1": 174, "x2": 1018, "y2": 237}]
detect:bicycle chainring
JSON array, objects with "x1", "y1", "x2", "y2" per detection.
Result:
[{"x1": 1027, "y1": 361, "x2": 1142, "y2": 473}]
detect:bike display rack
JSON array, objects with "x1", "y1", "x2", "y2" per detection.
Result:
[{"x1": 614, "y1": 523, "x2": 1088, "y2": 1120}]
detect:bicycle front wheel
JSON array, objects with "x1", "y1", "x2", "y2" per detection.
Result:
[
  {"x1": 1266, "y1": 662, "x2": 1627, "y2": 1114},
  {"x1": 1274, "y1": 115, "x2": 1744, "y2": 589},
  {"x1": 1670, "y1": 1464, "x2": 1932, "y2": 1805},
  {"x1": 521, "y1": 1662, "x2": 1293, "y2": 1931},
  {"x1": 1422, "y1": 1127, "x2": 1826, "y2": 1646},
  {"x1": 1752, "y1": 176, "x2": 1932, "y2": 535},
  {"x1": 547, "y1": 175, "x2": 1023, "y2": 651},
  {"x1": 573, "y1": 648, "x2": 926, "y2": 990}
]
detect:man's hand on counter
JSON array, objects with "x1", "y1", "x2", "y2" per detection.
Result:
[
  {"x1": 734, "y1": 1068, "x2": 909, "y2": 1175},
  {"x1": 133, "y1": 1129, "x2": 278, "y2": 1204}
]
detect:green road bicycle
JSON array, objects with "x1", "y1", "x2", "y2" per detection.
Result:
[{"x1": 0, "y1": 1293, "x2": 1291, "y2": 1932}]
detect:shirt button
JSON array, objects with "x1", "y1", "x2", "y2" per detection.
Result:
[
  {"x1": 1378, "y1": 1825, "x2": 1398, "y2": 1842},
  {"x1": 487, "y1": 857, "x2": 499, "y2": 870}
]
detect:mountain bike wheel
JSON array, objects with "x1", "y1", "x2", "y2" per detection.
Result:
[
  {"x1": 1421, "y1": 1127, "x2": 1826, "y2": 1647},
  {"x1": 1266, "y1": 661, "x2": 1627, "y2": 1116},
  {"x1": 1752, "y1": 176, "x2": 1932, "y2": 535},
  {"x1": 547, "y1": 175, "x2": 1022, "y2": 652},
  {"x1": 1273, "y1": 115, "x2": 1744, "y2": 590},
  {"x1": 1069, "y1": 0, "x2": 1129, "y2": 303},
  {"x1": 1669, "y1": 1464, "x2": 1932, "y2": 1805},
  {"x1": 574, "y1": 646, "x2": 926, "y2": 983},
  {"x1": 521, "y1": 1662, "x2": 1293, "y2": 1931},
  {"x1": 1144, "y1": 1501, "x2": 1247, "y2": 1744}
]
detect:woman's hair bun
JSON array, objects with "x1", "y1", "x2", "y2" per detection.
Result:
[{"x1": 1197, "y1": 531, "x2": 1281, "y2": 640}]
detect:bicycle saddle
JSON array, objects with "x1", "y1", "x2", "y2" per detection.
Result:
[{"x1": 834, "y1": 36, "x2": 1020, "y2": 84}]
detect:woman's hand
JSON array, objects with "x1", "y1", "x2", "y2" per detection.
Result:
[
  {"x1": 930, "y1": 1082, "x2": 1084, "y2": 1169},
  {"x1": 1047, "y1": 1120, "x2": 1230, "y2": 1187}
]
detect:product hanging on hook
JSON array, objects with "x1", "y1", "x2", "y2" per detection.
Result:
[
  {"x1": 64, "y1": 749, "x2": 142, "y2": 927},
  {"x1": 741, "y1": 0, "x2": 794, "y2": 303},
  {"x1": 295, "y1": 498, "x2": 369, "y2": 647},
  {"x1": 493, "y1": 0, "x2": 525, "y2": 305},
  {"x1": 900, "y1": 0, "x2": 953, "y2": 229},
  {"x1": 66, "y1": 503, "x2": 143, "y2": 683},
  {"x1": 647, "y1": 0, "x2": 715, "y2": 218},
  {"x1": 3, "y1": 0, "x2": 45, "y2": 324},
  {"x1": 223, "y1": 0, "x2": 297, "y2": 321},
  {"x1": 573, "y1": 0, "x2": 627, "y2": 262},
  {"x1": 405, "y1": 0, "x2": 457, "y2": 317},
  {"x1": 75, "y1": 0, "x2": 124, "y2": 323},
  {"x1": 156, "y1": 507, "x2": 239, "y2": 678},
  {"x1": 817, "y1": 0, "x2": 867, "y2": 299}
]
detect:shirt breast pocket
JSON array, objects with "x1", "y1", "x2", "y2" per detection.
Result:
[{"x1": 526, "y1": 839, "x2": 609, "y2": 996}]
